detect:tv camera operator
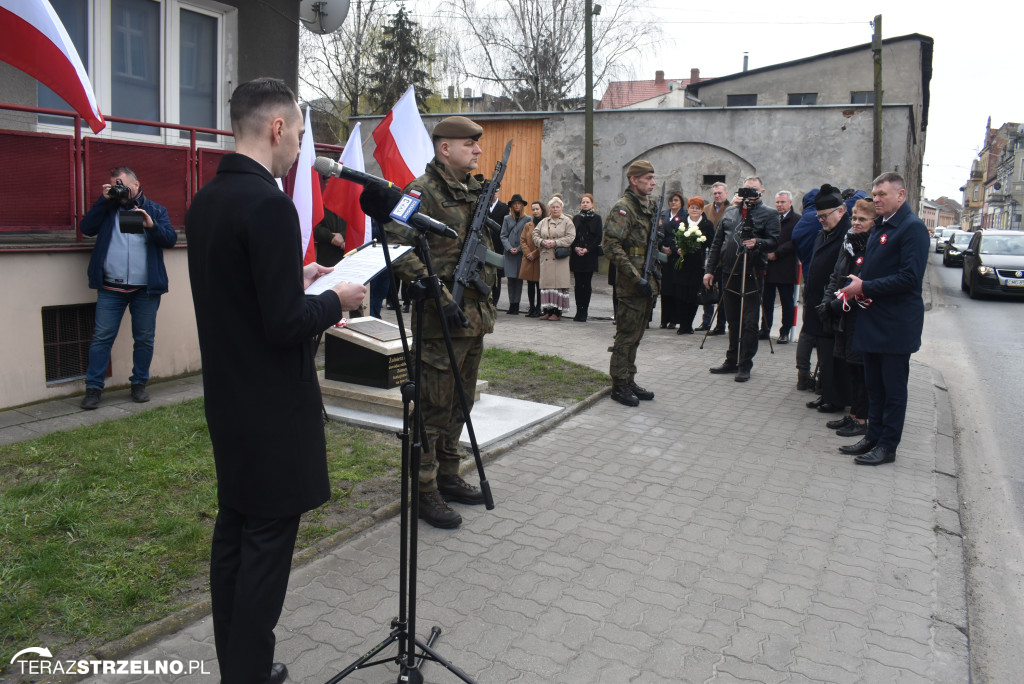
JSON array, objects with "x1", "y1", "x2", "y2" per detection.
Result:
[
  {"x1": 703, "y1": 177, "x2": 780, "y2": 382},
  {"x1": 80, "y1": 167, "x2": 177, "y2": 409}
]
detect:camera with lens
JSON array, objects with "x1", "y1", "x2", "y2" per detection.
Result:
[
  {"x1": 737, "y1": 187, "x2": 761, "y2": 201},
  {"x1": 108, "y1": 179, "x2": 133, "y2": 204}
]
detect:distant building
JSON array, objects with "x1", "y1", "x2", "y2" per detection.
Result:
[{"x1": 598, "y1": 69, "x2": 706, "y2": 110}]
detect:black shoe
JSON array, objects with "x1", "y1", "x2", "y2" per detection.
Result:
[
  {"x1": 855, "y1": 445, "x2": 896, "y2": 465},
  {"x1": 778, "y1": 330, "x2": 792, "y2": 344},
  {"x1": 677, "y1": 327, "x2": 693, "y2": 335},
  {"x1": 839, "y1": 437, "x2": 878, "y2": 455},
  {"x1": 437, "y1": 474, "x2": 485, "y2": 505},
  {"x1": 660, "y1": 322, "x2": 669, "y2": 329},
  {"x1": 418, "y1": 490, "x2": 462, "y2": 528},
  {"x1": 826, "y1": 415, "x2": 854, "y2": 430},
  {"x1": 507, "y1": 303, "x2": 520, "y2": 315},
  {"x1": 734, "y1": 369, "x2": 751, "y2": 382},
  {"x1": 131, "y1": 384, "x2": 150, "y2": 403},
  {"x1": 81, "y1": 387, "x2": 102, "y2": 410},
  {"x1": 836, "y1": 421, "x2": 868, "y2": 437},
  {"x1": 526, "y1": 306, "x2": 542, "y2": 318},
  {"x1": 709, "y1": 362, "x2": 739, "y2": 374},
  {"x1": 797, "y1": 371, "x2": 812, "y2": 391},
  {"x1": 402, "y1": 302, "x2": 411, "y2": 313},
  {"x1": 709, "y1": 328, "x2": 725, "y2": 336},
  {"x1": 806, "y1": 396, "x2": 825, "y2": 409},
  {"x1": 816, "y1": 402, "x2": 842, "y2": 413},
  {"x1": 269, "y1": 663, "x2": 288, "y2": 684},
  {"x1": 758, "y1": 330, "x2": 769, "y2": 340},
  {"x1": 611, "y1": 385, "x2": 639, "y2": 407},
  {"x1": 628, "y1": 381, "x2": 654, "y2": 400},
  {"x1": 695, "y1": 323, "x2": 710, "y2": 332}
]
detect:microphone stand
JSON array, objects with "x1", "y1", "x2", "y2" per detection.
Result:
[{"x1": 325, "y1": 219, "x2": 490, "y2": 684}]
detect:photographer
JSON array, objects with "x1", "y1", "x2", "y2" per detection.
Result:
[
  {"x1": 703, "y1": 177, "x2": 780, "y2": 382},
  {"x1": 80, "y1": 166, "x2": 176, "y2": 409}
]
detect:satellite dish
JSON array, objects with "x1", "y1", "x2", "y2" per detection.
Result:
[{"x1": 300, "y1": 0, "x2": 350, "y2": 34}]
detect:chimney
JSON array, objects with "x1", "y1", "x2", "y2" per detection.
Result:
[
  {"x1": 743, "y1": 53, "x2": 748, "y2": 72},
  {"x1": 447, "y1": 85, "x2": 455, "y2": 100},
  {"x1": 464, "y1": 87, "x2": 473, "y2": 99},
  {"x1": 655, "y1": 70, "x2": 664, "y2": 84},
  {"x1": 690, "y1": 67, "x2": 699, "y2": 82}
]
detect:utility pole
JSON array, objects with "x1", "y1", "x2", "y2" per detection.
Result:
[
  {"x1": 872, "y1": 14, "x2": 883, "y2": 179},
  {"x1": 584, "y1": 0, "x2": 595, "y2": 193}
]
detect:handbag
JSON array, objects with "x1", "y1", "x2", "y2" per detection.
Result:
[
  {"x1": 699, "y1": 280, "x2": 721, "y2": 305},
  {"x1": 554, "y1": 246, "x2": 570, "y2": 259}
]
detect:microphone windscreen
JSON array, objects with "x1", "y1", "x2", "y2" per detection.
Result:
[
  {"x1": 358, "y1": 181, "x2": 403, "y2": 225},
  {"x1": 312, "y1": 156, "x2": 335, "y2": 177}
]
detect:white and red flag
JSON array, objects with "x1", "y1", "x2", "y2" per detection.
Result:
[
  {"x1": 372, "y1": 86, "x2": 432, "y2": 188},
  {"x1": 321, "y1": 123, "x2": 371, "y2": 247},
  {"x1": 0, "y1": 0, "x2": 105, "y2": 133},
  {"x1": 291, "y1": 106, "x2": 322, "y2": 265}
]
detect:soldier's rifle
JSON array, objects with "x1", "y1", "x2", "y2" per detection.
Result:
[
  {"x1": 641, "y1": 182, "x2": 668, "y2": 288},
  {"x1": 450, "y1": 139, "x2": 512, "y2": 309}
]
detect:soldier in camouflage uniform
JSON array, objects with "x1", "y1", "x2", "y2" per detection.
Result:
[
  {"x1": 386, "y1": 116, "x2": 497, "y2": 529},
  {"x1": 602, "y1": 160, "x2": 660, "y2": 407}
]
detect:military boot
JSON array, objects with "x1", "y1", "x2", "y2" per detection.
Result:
[
  {"x1": 611, "y1": 385, "x2": 639, "y2": 407},
  {"x1": 628, "y1": 381, "x2": 654, "y2": 400},
  {"x1": 797, "y1": 370, "x2": 812, "y2": 391},
  {"x1": 437, "y1": 474, "x2": 485, "y2": 505},
  {"x1": 418, "y1": 490, "x2": 462, "y2": 528}
]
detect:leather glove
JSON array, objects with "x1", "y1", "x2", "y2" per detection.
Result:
[
  {"x1": 829, "y1": 297, "x2": 845, "y2": 317},
  {"x1": 815, "y1": 300, "x2": 831, "y2": 327},
  {"x1": 636, "y1": 278, "x2": 653, "y2": 298},
  {"x1": 442, "y1": 301, "x2": 470, "y2": 329}
]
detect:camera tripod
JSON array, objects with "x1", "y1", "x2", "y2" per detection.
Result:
[{"x1": 324, "y1": 222, "x2": 493, "y2": 684}]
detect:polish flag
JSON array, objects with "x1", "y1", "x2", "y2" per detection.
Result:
[
  {"x1": 0, "y1": 0, "x2": 105, "y2": 133},
  {"x1": 291, "y1": 106, "x2": 322, "y2": 265},
  {"x1": 372, "y1": 86, "x2": 432, "y2": 188},
  {"x1": 321, "y1": 123, "x2": 371, "y2": 247}
]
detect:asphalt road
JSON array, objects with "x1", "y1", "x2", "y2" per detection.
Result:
[{"x1": 917, "y1": 247, "x2": 1024, "y2": 683}]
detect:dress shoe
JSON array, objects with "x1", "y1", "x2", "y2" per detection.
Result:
[
  {"x1": 777, "y1": 331, "x2": 790, "y2": 344},
  {"x1": 816, "y1": 402, "x2": 843, "y2": 413},
  {"x1": 806, "y1": 396, "x2": 825, "y2": 409},
  {"x1": 437, "y1": 474, "x2": 485, "y2": 505},
  {"x1": 402, "y1": 302, "x2": 411, "y2": 313},
  {"x1": 131, "y1": 384, "x2": 150, "y2": 403},
  {"x1": 839, "y1": 437, "x2": 878, "y2": 455},
  {"x1": 826, "y1": 415, "x2": 854, "y2": 430},
  {"x1": 573, "y1": 313, "x2": 587, "y2": 322},
  {"x1": 418, "y1": 490, "x2": 462, "y2": 528},
  {"x1": 854, "y1": 445, "x2": 896, "y2": 465},
  {"x1": 757, "y1": 330, "x2": 769, "y2": 340},
  {"x1": 628, "y1": 381, "x2": 654, "y2": 400},
  {"x1": 269, "y1": 663, "x2": 288, "y2": 684},
  {"x1": 708, "y1": 328, "x2": 725, "y2": 336},
  {"x1": 734, "y1": 368, "x2": 751, "y2": 382},
  {"x1": 677, "y1": 326, "x2": 693, "y2": 335},
  {"x1": 836, "y1": 421, "x2": 868, "y2": 437},
  {"x1": 709, "y1": 362, "x2": 739, "y2": 374},
  {"x1": 695, "y1": 323, "x2": 710, "y2": 332},
  {"x1": 81, "y1": 387, "x2": 102, "y2": 410},
  {"x1": 507, "y1": 303, "x2": 520, "y2": 315},
  {"x1": 610, "y1": 385, "x2": 639, "y2": 407},
  {"x1": 526, "y1": 306, "x2": 542, "y2": 318}
]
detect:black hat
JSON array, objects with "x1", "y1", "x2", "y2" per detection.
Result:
[
  {"x1": 508, "y1": 193, "x2": 526, "y2": 205},
  {"x1": 814, "y1": 184, "x2": 844, "y2": 210}
]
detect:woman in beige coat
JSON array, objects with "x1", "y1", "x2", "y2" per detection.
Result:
[{"x1": 532, "y1": 196, "x2": 576, "y2": 320}]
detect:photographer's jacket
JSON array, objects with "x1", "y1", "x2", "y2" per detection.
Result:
[
  {"x1": 80, "y1": 192, "x2": 176, "y2": 294},
  {"x1": 704, "y1": 201, "x2": 779, "y2": 277},
  {"x1": 602, "y1": 188, "x2": 660, "y2": 297}
]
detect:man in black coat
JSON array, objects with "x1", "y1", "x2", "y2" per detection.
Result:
[
  {"x1": 801, "y1": 184, "x2": 851, "y2": 414},
  {"x1": 185, "y1": 78, "x2": 366, "y2": 684},
  {"x1": 488, "y1": 199, "x2": 509, "y2": 306},
  {"x1": 761, "y1": 190, "x2": 800, "y2": 343},
  {"x1": 836, "y1": 172, "x2": 929, "y2": 465}
]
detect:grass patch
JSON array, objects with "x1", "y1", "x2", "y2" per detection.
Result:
[{"x1": 0, "y1": 349, "x2": 605, "y2": 665}]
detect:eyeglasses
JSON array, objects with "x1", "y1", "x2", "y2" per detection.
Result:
[{"x1": 816, "y1": 207, "x2": 842, "y2": 223}]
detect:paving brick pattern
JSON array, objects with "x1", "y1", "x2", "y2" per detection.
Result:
[{"x1": 46, "y1": 283, "x2": 967, "y2": 683}]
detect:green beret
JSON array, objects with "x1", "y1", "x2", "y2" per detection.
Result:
[
  {"x1": 626, "y1": 160, "x2": 654, "y2": 178},
  {"x1": 432, "y1": 116, "x2": 483, "y2": 141}
]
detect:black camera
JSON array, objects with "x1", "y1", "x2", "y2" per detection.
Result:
[
  {"x1": 108, "y1": 179, "x2": 133, "y2": 204},
  {"x1": 737, "y1": 187, "x2": 761, "y2": 200},
  {"x1": 118, "y1": 209, "x2": 146, "y2": 234}
]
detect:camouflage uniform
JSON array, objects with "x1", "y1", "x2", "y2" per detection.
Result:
[
  {"x1": 602, "y1": 188, "x2": 660, "y2": 388},
  {"x1": 387, "y1": 157, "x2": 498, "y2": 491}
]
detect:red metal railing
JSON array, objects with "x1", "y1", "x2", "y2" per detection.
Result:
[{"x1": 0, "y1": 103, "x2": 343, "y2": 241}]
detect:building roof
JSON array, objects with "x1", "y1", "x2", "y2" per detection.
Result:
[{"x1": 598, "y1": 72, "x2": 706, "y2": 110}]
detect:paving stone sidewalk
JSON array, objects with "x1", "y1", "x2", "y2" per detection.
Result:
[{"x1": 7, "y1": 282, "x2": 968, "y2": 683}]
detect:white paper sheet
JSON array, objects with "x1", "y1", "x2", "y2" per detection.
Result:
[{"x1": 304, "y1": 242, "x2": 413, "y2": 295}]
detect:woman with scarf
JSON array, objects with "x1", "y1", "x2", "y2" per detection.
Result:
[
  {"x1": 570, "y1": 193, "x2": 603, "y2": 322},
  {"x1": 519, "y1": 201, "x2": 544, "y2": 317},
  {"x1": 819, "y1": 198, "x2": 876, "y2": 437},
  {"x1": 532, "y1": 196, "x2": 576, "y2": 321},
  {"x1": 658, "y1": 191, "x2": 686, "y2": 328},
  {"x1": 673, "y1": 196, "x2": 716, "y2": 334}
]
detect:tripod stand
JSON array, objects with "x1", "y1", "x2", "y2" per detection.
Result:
[{"x1": 325, "y1": 222, "x2": 493, "y2": 684}]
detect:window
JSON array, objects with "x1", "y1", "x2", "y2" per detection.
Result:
[
  {"x1": 112, "y1": 0, "x2": 161, "y2": 134},
  {"x1": 726, "y1": 94, "x2": 757, "y2": 107},
  {"x1": 179, "y1": 8, "x2": 219, "y2": 140},
  {"x1": 973, "y1": 185, "x2": 979, "y2": 202},
  {"x1": 788, "y1": 93, "x2": 817, "y2": 106},
  {"x1": 851, "y1": 91, "x2": 875, "y2": 105},
  {"x1": 41, "y1": 304, "x2": 97, "y2": 384},
  {"x1": 37, "y1": 0, "x2": 89, "y2": 126},
  {"x1": 703, "y1": 175, "x2": 726, "y2": 186}
]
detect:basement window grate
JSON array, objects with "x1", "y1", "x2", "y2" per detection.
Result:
[{"x1": 41, "y1": 304, "x2": 96, "y2": 385}]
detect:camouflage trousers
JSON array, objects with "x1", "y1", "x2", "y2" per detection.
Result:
[
  {"x1": 415, "y1": 334, "x2": 483, "y2": 491},
  {"x1": 608, "y1": 294, "x2": 654, "y2": 386}
]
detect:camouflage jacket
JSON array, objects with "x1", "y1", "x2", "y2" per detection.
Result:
[
  {"x1": 602, "y1": 188, "x2": 661, "y2": 297},
  {"x1": 386, "y1": 157, "x2": 497, "y2": 338}
]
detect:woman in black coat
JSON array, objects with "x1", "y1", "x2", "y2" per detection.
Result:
[
  {"x1": 658, "y1": 192, "x2": 687, "y2": 328},
  {"x1": 671, "y1": 196, "x2": 715, "y2": 334},
  {"x1": 570, "y1": 193, "x2": 603, "y2": 322}
]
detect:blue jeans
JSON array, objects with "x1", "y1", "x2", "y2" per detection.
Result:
[{"x1": 86, "y1": 288, "x2": 161, "y2": 389}]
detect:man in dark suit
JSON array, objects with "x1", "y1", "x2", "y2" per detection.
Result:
[
  {"x1": 488, "y1": 199, "x2": 509, "y2": 306},
  {"x1": 185, "y1": 77, "x2": 366, "y2": 683},
  {"x1": 760, "y1": 190, "x2": 800, "y2": 343},
  {"x1": 836, "y1": 172, "x2": 929, "y2": 465}
]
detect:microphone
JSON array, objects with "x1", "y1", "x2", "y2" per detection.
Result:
[
  {"x1": 313, "y1": 156, "x2": 399, "y2": 190},
  {"x1": 359, "y1": 182, "x2": 458, "y2": 240}
]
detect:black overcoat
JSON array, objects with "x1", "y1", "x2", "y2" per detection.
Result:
[
  {"x1": 570, "y1": 211, "x2": 603, "y2": 273},
  {"x1": 801, "y1": 214, "x2": 850, "y2": 338},
  {"x1": 765, "y1": 209, "x2": 801, "y2": 284},
  {"x1": 185, "y1": 153, "x2": 343, "y2": 518}
]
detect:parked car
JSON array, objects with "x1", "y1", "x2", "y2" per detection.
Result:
[
  {"x1": 943, "y1": 231, "x2": 973, "y2": 267},
  {"x1": 961, "y1": 230, "x2": 1024, "y2": 299}
]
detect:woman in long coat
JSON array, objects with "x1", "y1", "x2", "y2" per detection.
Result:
[
  {"x1": 674, "y1": 196, "x2": 716, "y2": 334},
  {"x1": 570, "y1": 193, "x2": 603, "y2": 322},
  {"x1": 658, "y1": 192, "x2": 686, "y2": 328},
  {"x1": 500, "y1": 193, "x2": 530, "y2": 315},
  {"x1": 532, "y1": 196, "x2": 576, "y2": 321},
  {"x1": 519, "y1": 201, "x2": 544, "y2": 317}
]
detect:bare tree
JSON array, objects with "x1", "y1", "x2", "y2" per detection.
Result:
[
  {"x1": 444, "y1": 0, "x2": 657, "y2": 111},
  {"x1": 299, "y1": 0, "x2": 393, "y2": 141}
]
